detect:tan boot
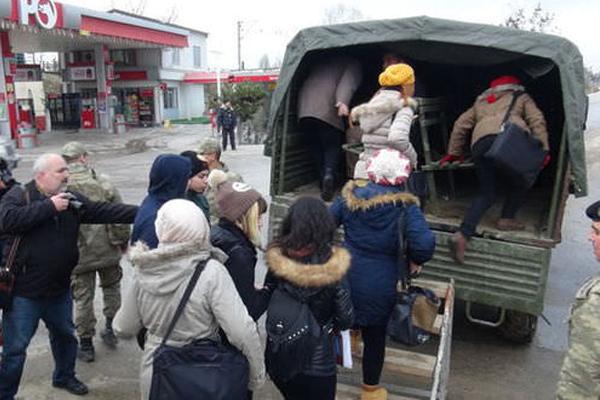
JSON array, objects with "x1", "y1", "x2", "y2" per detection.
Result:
[
  {"x1": 361, "y1": 384, "x2": 388, "y2": 400},
  {"x1": 497, "y1": 218, "x2": 525, "y2": 231},
  {"x1": 448, "y1": 231, "x2": 468, "y2": 264}
]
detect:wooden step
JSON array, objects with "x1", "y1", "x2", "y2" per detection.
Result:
[
  {"x1": 336, "y1": 383, "x2": 417, "y2": 400},
  {"x1": 355, "y1": 347, "x2": 436, "y2": 379}
]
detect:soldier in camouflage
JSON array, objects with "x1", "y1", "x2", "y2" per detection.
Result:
[
  {"x1": 61, "y1": 142, "x2": 131, "y2": 363},
  {"x1": 198, "y1": 138, "x2": 243, "y2": 225},
  {"x1": 556, "y1": 200, "x2": 600, "y2": 399}
]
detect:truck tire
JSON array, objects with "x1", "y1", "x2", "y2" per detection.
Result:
[{"x1": 499, "y1": 310, "x2": 538, "y2": 343}]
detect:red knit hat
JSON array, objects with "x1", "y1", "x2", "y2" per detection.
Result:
[{"x1": 490, "y1": 75, "x2": 520, "y2": 88}]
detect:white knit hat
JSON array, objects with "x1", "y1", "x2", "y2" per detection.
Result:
[
  {"x1": 155, "y1": 199, "x2": 209, "y2": 245},
  {"x1": 366, "y1": 148, "x2": 412, "y2": 186}
]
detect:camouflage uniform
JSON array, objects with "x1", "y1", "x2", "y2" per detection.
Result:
[
  {"x1": 556, "y1": 276, "x2": 600, "y2": 399},
  {"x1": 67, "y1": 161, "x2": 131, "y2": 339}
]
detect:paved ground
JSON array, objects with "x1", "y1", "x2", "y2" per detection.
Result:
[{"x1": 2, "y1": 92, "x2": 599, "y2": 399}]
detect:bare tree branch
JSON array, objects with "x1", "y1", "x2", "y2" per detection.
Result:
[{"x1": 322, "y1": 3, "x2": 365, "y2": 25}]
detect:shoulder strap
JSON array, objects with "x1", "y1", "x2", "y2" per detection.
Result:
[
  {"x1": 4, "y1": 187, "x2": 31, "y2": 272},
  {"x1": 501, "y1": 91, "x2": 524, "y2": 126},
  {"x1": 160, "y1": 259, "x2": 209, "y2": 346}
]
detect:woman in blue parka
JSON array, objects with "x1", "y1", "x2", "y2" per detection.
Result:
[{"x1": 330, "y1": 148, "x2": 435, "y2": 400}]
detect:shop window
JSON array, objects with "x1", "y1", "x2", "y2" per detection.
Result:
[
  {"x1": 164, "y1": 88, "x2": 178, "y2": 109},
  {"x1": 172, "y1": 49, "x2": 181, "y2": 66},
  {"x1": 111, "y1": 50, "x2": 137, "y2": 66},
  {"x1": 193, "y1": 46, "x2": 202, "y2": 68},
  {"x1": 73, "y1": 51, "x2": 94, "y2": 63}
]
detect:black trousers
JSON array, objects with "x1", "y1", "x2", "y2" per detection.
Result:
[
  {"x1": 222, "y1": 127, "x2": 236, "y2": 150},
  {"x1": 460, "y1": 135, "x2": 527, "y2": 238},
  {"x1": 275, "y1": 373, "x2": 337, "y2": 400},
  {"x1": 361, "y1": 325, "x2": 387, "y2": 386},
  {"x1": 301, "y1": 118, "x2": 343, "y2": 183}
]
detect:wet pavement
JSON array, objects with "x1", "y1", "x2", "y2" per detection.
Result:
[{"x1": 2, "y1": 92, "x2": 600, "y2": 399}]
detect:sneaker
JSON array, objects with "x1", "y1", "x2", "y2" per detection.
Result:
[
  {"x1": 53, "y1": 377, "x2": 89, "y2": 396},
  {"x1": 100, "y1": 326, "x2": 118, "y2": 348}
]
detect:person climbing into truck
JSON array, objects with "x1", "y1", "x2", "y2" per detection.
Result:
[{"x1": 440, "y1": 75, "x2": 550, "y2": 264}]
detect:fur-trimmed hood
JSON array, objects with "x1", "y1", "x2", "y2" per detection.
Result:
[
  {"x1": 128, "y1": 240, "x2": 228, "y2": 296},
  {"x1": 266, "y1": 246, "x2": 351, "y2": 288},
  {"x1": 341, "y1": 180, "x2": 418, "y2": 212}
]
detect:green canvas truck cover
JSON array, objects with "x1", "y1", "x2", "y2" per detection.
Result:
[{"x1": 268, "y1": 16, "x2": 588, "y2": 196}]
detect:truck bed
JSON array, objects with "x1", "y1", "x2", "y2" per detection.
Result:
[{"x1": 278, "y1": 180, "x2": 555, "y2": 248}]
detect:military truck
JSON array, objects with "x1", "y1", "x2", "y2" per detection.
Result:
[{"x1": 266, "y1": 16, "x2": 588, "y2": 342}]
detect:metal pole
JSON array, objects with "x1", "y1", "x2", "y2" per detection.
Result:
[
  {"x1": 237, "y1": 21, "x2": 242, "y2": 70},
  {"x1": 216, "y1": 68, "x2": 221, "y2": 100}
]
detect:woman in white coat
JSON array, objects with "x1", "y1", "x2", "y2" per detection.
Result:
[
  {"x1": 350, "y1": 63, "x2": 418, "y2": 180},
  {"x1": 114, "y1": 199, "x2": 265, "y2": 399}
]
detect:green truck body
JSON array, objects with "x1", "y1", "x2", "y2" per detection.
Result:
[{"x1": 266, "y1": 16, "x2": 588, "y2": 339}]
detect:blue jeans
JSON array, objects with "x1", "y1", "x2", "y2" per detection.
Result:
[{"x1": 0, "y1": 291, "x2": 78, "y2": 399}]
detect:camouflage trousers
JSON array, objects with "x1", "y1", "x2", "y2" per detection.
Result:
[{"x1": 71, "y1": 265, "x2": 123, "y2": 339}]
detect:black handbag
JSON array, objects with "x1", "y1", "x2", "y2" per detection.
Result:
[
  {"x1": 149, "y1": 260, "x2": 250, "y2": 400},
  {"x1": 484, "y1": 92, "x2": 547, "y2": 188},
  {"x1": 386, "y1": 209, "x2": 440, "y2": 346}
]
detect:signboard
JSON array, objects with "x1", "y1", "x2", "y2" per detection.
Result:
[
  {"x1": 15, "y1": 66, "x2": 42, "y2": 82},
  {"x1": 0, "y1": 93, "x2": 7, "y2": 122},
  {"x1": 19, "y1": 0, "x2": 59, "y2": 29},
  {"x1": 114, "y1": 70, "x2": 148, "y2": 81},
  {"x1": 68, "y1": 66, "x2": 96, "y2": 81}
]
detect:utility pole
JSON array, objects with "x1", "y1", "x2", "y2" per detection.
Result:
[{"x1": 237, "y1": 21, "x2": 242, "y2": 70}]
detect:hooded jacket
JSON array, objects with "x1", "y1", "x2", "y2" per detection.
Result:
[
  {"x1": 351, "y1": 89, "x2": 418, "y2": 172},
  {"x1": 330, "y1": 180, "x2": 435, "y2": 326},
  {"x1": 114, "y1": 241, "x2": 265, "y2": 399},
  {"x1": 265, "y1": 246, "x2": 354, "y2": 377},
  {"x1": 447, "y1": 87, "x2": 549, "y2": 156},
  {"x1": 131, "y1": 154, "x2": 190, "y2": 249}
]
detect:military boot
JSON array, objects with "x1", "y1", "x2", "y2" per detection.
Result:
[
  {"x1": 100, "y1": 317, "x2": 118, "y2": 348},
  {"x1": 77, "y1": 337, "x2": 95, "y2": 362}
]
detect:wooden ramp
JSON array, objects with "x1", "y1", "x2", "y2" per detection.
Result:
[{"x1": 338, "y1": 279, "x2": 454, "y2": 399}]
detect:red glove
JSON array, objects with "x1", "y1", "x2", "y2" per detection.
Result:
[
  {"x1": 541, "y1": 154, "x2": 550, "y2": 169},
  {"x1": 439, "y1": 154, "x2": 466, "y2": 165}
]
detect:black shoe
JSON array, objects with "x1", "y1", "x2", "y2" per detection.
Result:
[
  {"x1": 100, "y1": 326, "x2": 118, "y2": 348},
  {"x1": 321, "y1": 172, "x2": 335, "y2": 202},
  {"x1": 53, "y1": 377, "x2": 89, "y2": 396},
  {"x1": 77, "y1": 337, "x2": 95, "y2": 362}
]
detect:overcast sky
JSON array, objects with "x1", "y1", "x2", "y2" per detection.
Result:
[{"x1": 66, "y1": 0, "x2": 599, "y2": 71}]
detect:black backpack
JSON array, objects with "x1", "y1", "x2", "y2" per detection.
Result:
[{"x1": 265, "y1": 285, "x2": 322, "y2": 383}]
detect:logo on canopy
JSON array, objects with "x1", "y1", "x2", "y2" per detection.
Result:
[{"x1": 19, "y1": 0, "x2": 58, "y2": 30}]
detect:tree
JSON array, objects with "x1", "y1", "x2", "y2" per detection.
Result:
[
  {"x1": 160, "y1": 5, "x2": 178, "y2": 24},
  {"x1": 322, "y1": 4, "x2": 365, "y2": 25},
  {"x1": 585, "y1": 67, "x2": 600, "y2": 93},
  {"x1": 501, "y1": 3, "x2": 559, "y2": 33},
  {"x1": 259, "y1": 54, "x2": 270, "y2": 69},
  {"x1": 221, "y1": 82, "x2": 268, "y2": 143}
]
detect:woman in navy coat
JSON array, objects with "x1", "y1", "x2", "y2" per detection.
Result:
[{"x1": 330, "y1": 148, "x2": 435, "y2": 400}]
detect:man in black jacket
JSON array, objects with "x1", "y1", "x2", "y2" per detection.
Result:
[{"x1": 0, "y1": 153, "x2": 138, "y2": 399}]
